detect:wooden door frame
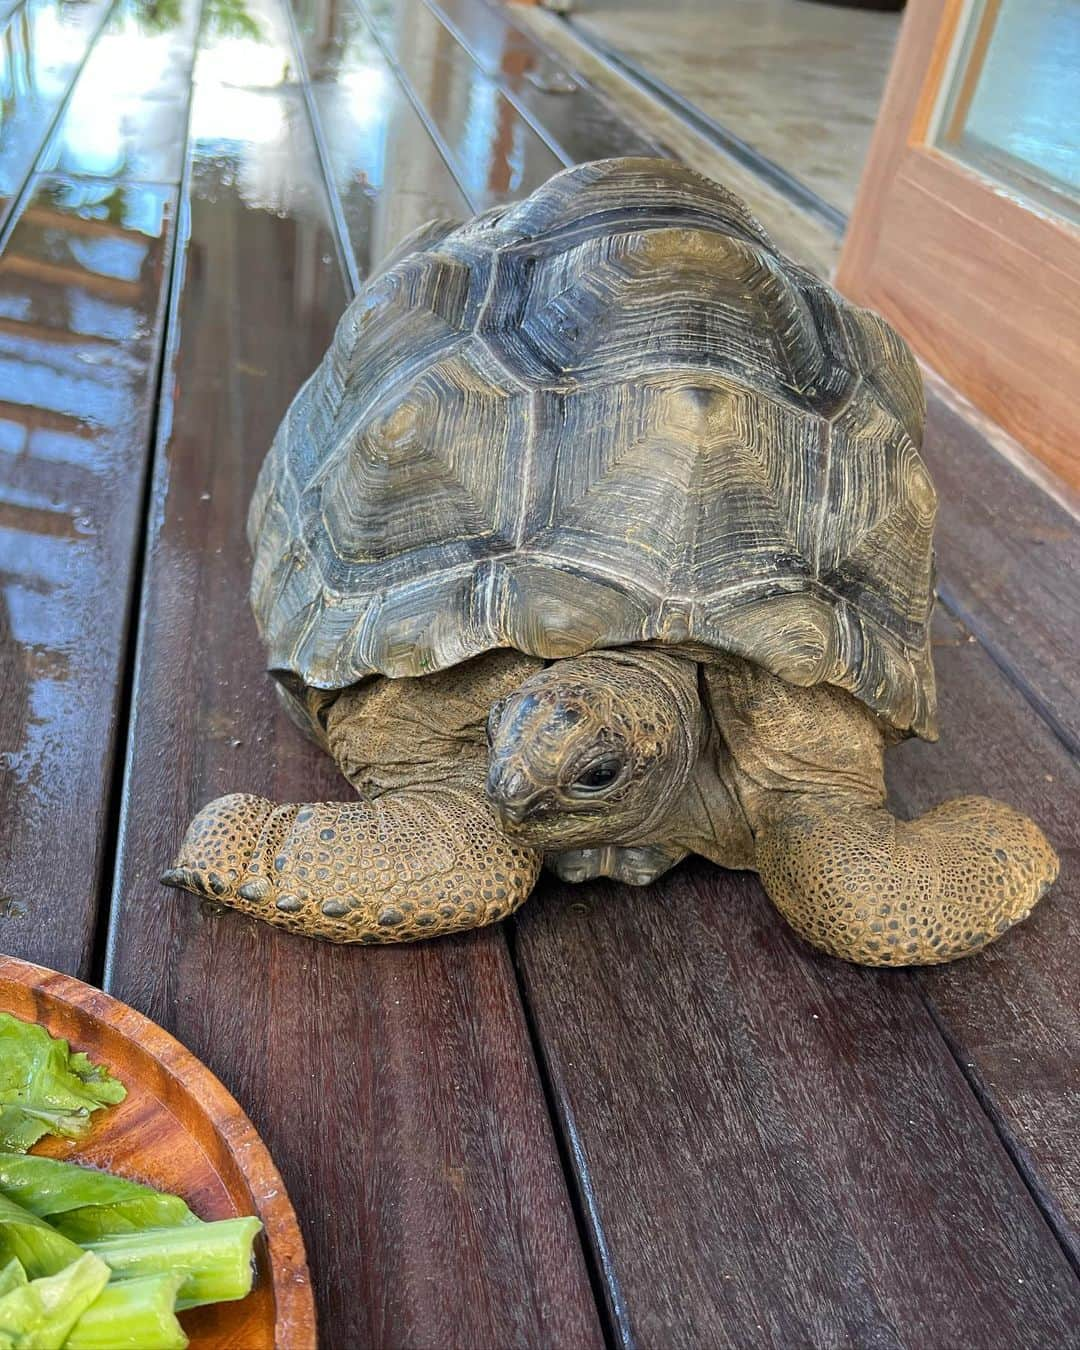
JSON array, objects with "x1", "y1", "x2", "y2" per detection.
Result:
[{"x1": 836, "y1": 0, "x2": 1079, "y2": 488}]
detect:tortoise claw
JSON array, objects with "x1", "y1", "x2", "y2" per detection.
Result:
[
  {"x1": 237, "y1": 877, "x2": 271, "y2": 902},
  {"x1": 161, "y1": 793, "x2": 280, "y2": 907},
  {"x1": 160, "y1": 865, "x2": 207, "y2": 895}
]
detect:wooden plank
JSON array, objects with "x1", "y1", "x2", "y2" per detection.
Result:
[
  {"x1": 354, "y1": 0, "x2": 564, "y2": 207},
  {"x1": 0, "y1": 175, "x2": 175, "y2": 974},
  {"x1": 291, "y1": 0, "x2": 472, "y2": 280},
  {"x1": 0, "y1": 0, "x2": 112, "y2": 224},
  {"x1": 191, "y1": 0, "x2": 299, "y2": 81},
  {"x1": 104, "y1": 40, "x2": 603, "y2": 1347},
  {"x1": 0, "y1": 0, "x2": 199, "y2": 974},
  {"x1": 890, "y1": 609, "x2": 1080, "y2": 1260},
  {"x1": 37, "y1": 0, "x2": 201, "y2": 184},
  {"x1": 920, "y1": 390, "x2": 1080, "y2": 755},
  {"x1": 514, "y1": 855, "x2": 1080, "y2": 1345},
  {"x1": 423, "y1": 0, "x2": 661, "y2": 164}
]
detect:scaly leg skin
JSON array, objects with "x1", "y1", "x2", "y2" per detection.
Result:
[
  {"x1": 161, "y1": 789, "x2": 541, "y2": 943},
  {"x1": 755, "y1": 795, "x2": 1059, "y2": 966}
]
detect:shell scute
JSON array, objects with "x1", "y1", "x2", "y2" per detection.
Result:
[
  {"x1": 492, "y1": 156, "x2": 775, "y2": 254},
  {"x1": 480, "y1": 227, "x2": 831, "y2": 404},
  {"x1": 319, "y1": 343, "x2": 528, "y2": 567}
]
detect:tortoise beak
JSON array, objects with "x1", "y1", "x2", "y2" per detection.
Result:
[
  {"x1": 498, "y1": 802, "x2": 531, "y2": 828},
  {"x1": 486, "y1": 768, "x2": 542, "y2": 829}
]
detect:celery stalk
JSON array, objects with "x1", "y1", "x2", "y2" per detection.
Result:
[
  {"x1": 0, "y1": 1251, "x2": 109, "y2": 1348},
  {"x1": 64, "y1": 1274, "x2": 187, "y2": 1350},
  {"x1": 86, "y1": 1217, "x2": 262, "y2": 1309}
]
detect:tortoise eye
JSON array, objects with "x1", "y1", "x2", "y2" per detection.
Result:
[{"x1": 575, "y1": 757, "x2": 622, "y2": 791}]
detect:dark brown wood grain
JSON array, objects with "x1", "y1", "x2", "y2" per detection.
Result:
[
  {"x1": 920, "y1": 390, "x2": 1080, "y2": 755},
  {"x1": 291, "y1": 0, "x2": 473, "y2": 283},
  {"x1": 423, "y1": 0, "x2": 661, "y2": 164},
  {"x1": 513, "y1": 851, "x2": 1080, "y2": 1347},
  {"x1": 354, "y1": 0, "x2": 565, "y2": 206},
  {"x1": 0, "y1": 0, "x2": 198, "y2": 973},
  {"x1": 889, "y1": 609, "x2": 1080, "y2": 1262},
  {"x1": 103, "y1": 60, "x2": 603, "y2": 1350},
  {"x1": 0, "y1": 955, "x2": 316, "y2": 1349},
  {"x1": 0, "y1": 175, "x2": 176, "y2": 974}
]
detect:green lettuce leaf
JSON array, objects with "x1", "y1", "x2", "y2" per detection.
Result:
[
  {"x1": 0, "y1": 1016, "x2": 125, "y2": 1154},
  {"x1": 0, "y1": 1262, "x2": 24, "y2": 1300},
  {"x1": 0, "y1": 1157, "x2": 197, "y2": 1240},
  {"x1": 0, "y1": 1251, "x2": 109, "y2": 1349},
  {"x1": 0, "y1": 1196, "x2": 84, "y2": 1278}
]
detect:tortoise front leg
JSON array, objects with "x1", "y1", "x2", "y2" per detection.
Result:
[
  {"x1": 754, "y1": 795, "x2": 1058, "y2": 966},
  {"x1": 161, "y1": 790, "x2": 541, "y2": 943},
  {"x1": 706, "y1": 655, "x2": 1058, "y2": 966}
]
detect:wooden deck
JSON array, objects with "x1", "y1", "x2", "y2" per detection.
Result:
[{"x1": 0, "y1": 0, "x2": 1077, "y2": 1343}]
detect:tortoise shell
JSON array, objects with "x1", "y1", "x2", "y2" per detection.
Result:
[{"x1": 249, "y1": 158, "x2": 937, "y2": 738}]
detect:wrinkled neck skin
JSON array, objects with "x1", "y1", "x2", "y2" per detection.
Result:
[{"x1": 485, "y1": 647, "x2": 749, "y2": 861}]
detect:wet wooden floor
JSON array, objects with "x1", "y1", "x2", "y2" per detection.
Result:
[{"x1": 0, "y1": 0, "x2": 1077, "y2": 1344}]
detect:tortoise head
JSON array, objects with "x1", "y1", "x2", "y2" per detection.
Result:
[{"x1": 485, "y1": 650, "x2": 704, "y2": 850}]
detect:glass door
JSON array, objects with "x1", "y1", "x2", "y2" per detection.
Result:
[
  {"x1": 836, "y1": 0, "x2": 1080, "y2": 488},
  {"x1": 932, "y1": 0, "x2": 1079, "y2": 222}
]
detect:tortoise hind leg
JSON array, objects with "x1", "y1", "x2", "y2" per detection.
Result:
[{"x1": 162, "y1": 789, "x2": 541, "y2": 943}]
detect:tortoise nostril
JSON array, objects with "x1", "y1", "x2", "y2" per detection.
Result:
[
  {"x1": 487, "y1": 767, "x2": 525, "y2": 805},
  {"x1": 486, "y1": 696, "x2": 509, "y2": 746},
  {"x1": 486, "y1": 769, "x2": 544, "y2": 828},
  {"x1": 487, "y1": 767, "x2": 520, "y2": 796}
]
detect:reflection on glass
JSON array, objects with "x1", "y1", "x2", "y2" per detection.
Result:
[{"x1": 934, "y1": 0, "x2": 1079, "y2": 220}]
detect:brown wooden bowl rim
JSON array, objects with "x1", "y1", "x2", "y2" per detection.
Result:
[{"x1": 0, "y1": 954, "x2": 316, "y2": 1349}]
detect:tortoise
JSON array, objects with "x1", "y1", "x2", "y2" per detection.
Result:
[{"x1": 162, "y1": 157, "x2": 1058, "y2": 965}]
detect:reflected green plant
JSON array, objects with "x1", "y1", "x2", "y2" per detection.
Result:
[
  {"x1": 129, "y1": 0, "x2": 183, "y2": 34},
  {"x1": 203, "y1": 0, "x2": 262, "y2": 40},
  {"x1": 126, "y1": 0, "x2": 262, "y2": 39},
  {"x1": 36, "y1": 179, "x2": 129, "y2": 227}
]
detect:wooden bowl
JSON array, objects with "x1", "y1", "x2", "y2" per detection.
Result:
[{"x1": 0, "y1": 956, "x2": 316, "y2": 1349}]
